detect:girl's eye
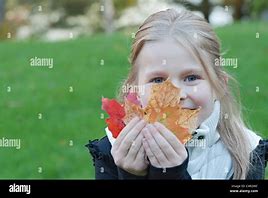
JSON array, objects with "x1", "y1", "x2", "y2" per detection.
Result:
[
  {"x1": 184, "y1": 75, "x2": 200, "y2": 82},
  {"x1": 149, "y1": 77, "x2": 165, "y2": 83}
]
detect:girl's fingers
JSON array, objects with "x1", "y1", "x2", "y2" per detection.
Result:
[
  {"x1": 135, "y1": 145, "x2": 146, "y2": 163},
  {"x1": 113, "y1": 117, "x2": 140, "y2": 150},
  {"x1": 142, "y1": 127, "x2": 167, "y2": 165},
  {"x1": 125, "y1": 133, "x2": 143, "y2": 160},
  {"x1": 118, "y1": 119, "x2": 147, "y2": 156},
  {"x1": 142, "y1": 138, "x2": 160, "y2": 167},
  {"x1": 154, "y1": 122, "x2": 185, "y2": 156},
  {"x1": 146, "y1": 124, "x2": 178, "y2": 161}
]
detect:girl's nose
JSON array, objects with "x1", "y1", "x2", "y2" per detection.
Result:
[
  {"x1": 170, "y1": 79, "x2": 187, "y2": 100},
  {"x1": 180, "y1": 88, "x2": 187, "y2": 100}
]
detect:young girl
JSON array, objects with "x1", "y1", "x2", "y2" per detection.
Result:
[{"x1": 86, "y1": 9, "x2": 268, "y2": 179}]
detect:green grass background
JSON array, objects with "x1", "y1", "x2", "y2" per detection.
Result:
[{"x1": 0, "y1": 22, "x2": 267, "y2": 179}]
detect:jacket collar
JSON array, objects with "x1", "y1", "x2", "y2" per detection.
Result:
[{"x1": 186, "y1": 100, "x2": 221, "y2": 149}]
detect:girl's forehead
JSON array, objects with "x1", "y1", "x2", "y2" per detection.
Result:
[{"x1": 135, "y1": 39, "x2": 203, "y2": 73}]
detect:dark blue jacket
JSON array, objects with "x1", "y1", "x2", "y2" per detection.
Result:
[{"x1": 86, "y1": 137, "x2": 268, "y2": 180}]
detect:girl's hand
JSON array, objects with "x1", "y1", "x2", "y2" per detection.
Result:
[
  {"x1": 142, "y1": 122, "x2": 187, "y2": 168},
  {"x1": 111, "y1": 117, "x2": 148, "y2": 176}
]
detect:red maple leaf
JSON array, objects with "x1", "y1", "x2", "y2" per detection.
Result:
[
  {"x1": 105, "y1": 117, "x2": 125, "y2": 138},
  {"x1": 102, "y1": 98, "x2": 125, "y2": 118},
  {"x1": 101, "y1": 98, "x2": 126, "y2": 138}
]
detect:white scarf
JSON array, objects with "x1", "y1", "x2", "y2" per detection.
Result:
[{"x1": 105, "y1": 101, "x2": 261, "y2": 179}]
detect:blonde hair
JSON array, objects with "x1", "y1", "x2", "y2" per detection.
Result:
[{"x1": 118, "y1": 9, "x2": 252, "y2": 179}]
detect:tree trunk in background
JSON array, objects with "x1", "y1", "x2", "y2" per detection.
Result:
[
  {"x1": 201, "y1": 0, "x2": 211, "y2": 22},
  {"x1": 102, "y1": 0, "x2": 115, "y2": 34},
  {"x1": 0, "y1": 0, "x2": 5, "y2": 25},
  {"x1": 233, "y1": 0, "x2": 244, "y2": 20},
  {"x1": 224, "y1": 0, "x2": 245, "y2": 21}
]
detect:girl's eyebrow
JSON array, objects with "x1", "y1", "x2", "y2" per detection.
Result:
[
  {"x1": 145, "y1": 70, "x2": 168, "y2": 79},
  {"x1": 145, "y1": 67, "x2": 204, "y2": 79},
  {"x1": 180, "y1": 68, "x2": 204, "y2": 76}
]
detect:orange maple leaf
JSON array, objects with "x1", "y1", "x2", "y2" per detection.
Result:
[{"x1": 124, "y1": 79, "x2": 200, "y2": 144}]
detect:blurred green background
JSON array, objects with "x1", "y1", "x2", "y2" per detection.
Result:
[
  {"x1": 1, "y1": 22, "x2": 267, "y2": 179},
  {"x1": 0, "y1": 0, "x2": 268, "y2": 179}
]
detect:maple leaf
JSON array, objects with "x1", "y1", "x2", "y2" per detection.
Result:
[
  {"x1": 125, "y1": 92, "x2": 141, "y2": 106},
  {"x1": 123, "y1": 93, "x2": 143, "y2": 124},
  {"x1": 101, "y1": 98, "x2": 125, "y2": 138},
  {"x1": 102, "y1": 98, "x2": 125, "y2": 118},
  {"x1": 101, "y1": 80, "x2": 200, "y2": 143},
  {"x1": 124, "y1": 80, "x2": 200, "y2": 144},
  {"x1": 105, "y1": 117, "x2": 125, "y2": 138}
]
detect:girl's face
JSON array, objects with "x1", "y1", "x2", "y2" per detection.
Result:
[{"x1": 136, "y1": 38, "x2": 215, "y2": 126}]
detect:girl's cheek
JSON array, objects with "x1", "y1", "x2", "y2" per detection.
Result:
[
  {"x1": 193, "y1": 92, "x2": 214, "y2": 125},
  {"x1": 139, "y1": 84, "x2": 152, "y2": 108},
  {"x1": 182, "y1": 84, "x2": 202, "y2": 96}
]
